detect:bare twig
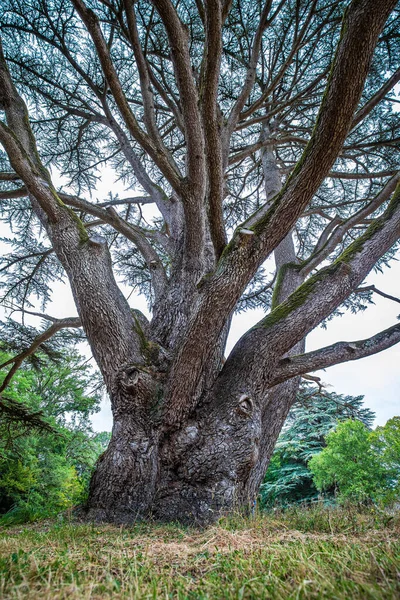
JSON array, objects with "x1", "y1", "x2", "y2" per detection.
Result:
[{"x1": 356, "y1": 284, "x2": 400, "y2": 305}]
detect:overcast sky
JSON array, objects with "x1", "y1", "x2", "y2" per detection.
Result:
[{"x1": 1, "y1": 167, "x2": 399, "y2": 431}]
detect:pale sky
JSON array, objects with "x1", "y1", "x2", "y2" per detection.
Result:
[{"x1": 1, "y1": 167, "x2": 399, "y2": 431}]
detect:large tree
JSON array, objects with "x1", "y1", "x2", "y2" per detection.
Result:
[{"x1": 0, "y1": 0, "x2": 399, "y2": 524}]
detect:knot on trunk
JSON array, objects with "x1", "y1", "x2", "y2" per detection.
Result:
[{"x1": 112, "y1": 364, "x2": 162, "y2": 421}]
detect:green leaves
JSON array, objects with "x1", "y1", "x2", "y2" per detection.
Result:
[
  {"x1": 262, "y1": 391, "x2": 399, "y2": 509},
  {"x1": 0, "y1": 347, "x2": 109, "y2": 525},
  {"x1": 260, "y1": 386, "x2": 375, "y2": 507},
  {"x1": 309, "y1": 417, "x2": 400, "y2": 505}
]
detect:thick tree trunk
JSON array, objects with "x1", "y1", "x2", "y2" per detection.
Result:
[
  {"x1": 85, "y1": 366, "x2": 160, "y2": 523},
  {"x1": 84, "y1": 134, "x2": 308, "y2": 526},
  {"x1": 84, "y1": 361, "x2": 264, "y2": 525}
]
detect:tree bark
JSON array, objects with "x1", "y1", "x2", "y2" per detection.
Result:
[
  {"x1": 85, "y1": 366, "x2": 160, "y2": 522},
  {"x1": 85, "y1": 363, "x2": 263, "y2": 525}
]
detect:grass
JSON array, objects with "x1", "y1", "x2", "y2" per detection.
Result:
[{"x1": 0, "y1": 504, "x2": 399, "y2": 599}]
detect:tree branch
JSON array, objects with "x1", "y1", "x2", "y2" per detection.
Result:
[
  {"x1": 356, "y1": 284, "x2": 400, "y2": 305},
  {"x1": 328, "y1": 169, "x2": 398, "y2": 180},
  {"x1": 313, "y1": 215, "x2": 343, "y2": 254},
  {"x1": 221, "y1": 0, "x2": 398, "y2": 287},
  {"x1": 72, "y1": 0, "x2": 181, "y2": 191},
  {"x1": 0, "y1": 394, "x2": 56, "y2": 433},
  {"x1": 98, "y1": 196, "x2": 155, "y2": 207},
  {"x1": 122, "y1": 0, "x2": 166, "y2": 147},
  {"x1": 0, "y1": 177, "x2": 169, "y2": 299},
  {"x1": 223, "y1": 180, "x2": 400, "y2": 389},
  {"x1": 0, "y1": 186, "x2": 27, "y2": 200},
  {"x1": 224, "y1": 0, "x2": 273, "y2": 145},
  {"x1": 151, "y1": 0, "x2": 207, "y2": 268},
  {"x1": 59, "y1": 192, "x2": 168, "y2": 300},
  {"x1": 201, "y1": 0, "x2": 226, "y2": 257},
  {"x1": 352, "y1": 66, "x2": 400, "y2": 128},
  {"x1": 99, "y1": 101, "x2": 173, "y2": 225},
  {"x1": 238, "y1": 0, "x2": 317, "y2": 123},
  {"x1": 0, "y1": 171, "x2": 21, "y2": 181},
  {"x1": 228, "y1": 140, "x2": 266, "y2": 165},
  {"x1": 3, "y1": 306, "x2": 68, "y2": 323},
  {"x1": 0, "y1": 317, "x2": 81, "y2": 394},
  {"x1": 271, "y1": 322, "x2": 400, "y2": 386},
  {"x1": 301, "y1": 172, "x2": 400, "y2": 276},
  {"x1": 150, "y1": 0, "x2": 205, "y2": 194},
  {"x1": 146, "y1": 60, "x2": 185, "y2": 132}
]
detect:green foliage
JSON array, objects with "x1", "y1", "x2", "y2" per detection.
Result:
[
  {"x1": 260, "y1": 387, "x2": 375, "y2": 507},
  {"x1": 372, "y1": 417, "x2": 400, "y2": 505},
  {"x1": 1, "y1": 0, "x2": 399, "y2": 317},
  {"x1": 0, "y1": 350, "x2": 110, "y2": 525},
  {"x1": 309, "y1": 418, "x2": 400, "y2": 505}
]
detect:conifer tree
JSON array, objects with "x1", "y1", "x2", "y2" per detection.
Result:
[{"x1": 0, "y1": 0, "x2": 399, "y2": 523}]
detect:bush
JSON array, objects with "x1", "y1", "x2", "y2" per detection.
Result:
[{"x1": 309, "y1": 418, "x2": 400, "y2": 505}]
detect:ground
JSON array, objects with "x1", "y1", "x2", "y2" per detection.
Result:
[{"x1": 0, "y1": 506, "x2": 399, "y2": 599}]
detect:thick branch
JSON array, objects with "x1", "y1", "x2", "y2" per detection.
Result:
[
  {"x1": 151, "y1": 0, "x2": 207, "y2": 269},
  {"x1": 271, "y1": 323, "x2": 400, "y2": 386},
  {"x1": 151, "y1": 0, "x2": 205, "y2": 194},
  {"x1": 72, "y1": 0, "x2": 181, "y2": 191},
  {"x1": 202, "y1": 0, "x2": 226, "y2": 257},
  {"x1": 222, "y1": 180, "x2": 400, "y2": 394}
]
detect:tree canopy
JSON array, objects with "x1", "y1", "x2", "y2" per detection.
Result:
[{"x1": 1, "y1": 0, "x2": 399, "y2": 326}]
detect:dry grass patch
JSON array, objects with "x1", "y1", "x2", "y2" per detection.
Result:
[{"x1": 0, "y1": 506, "x2": 399, "y2": 599}]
